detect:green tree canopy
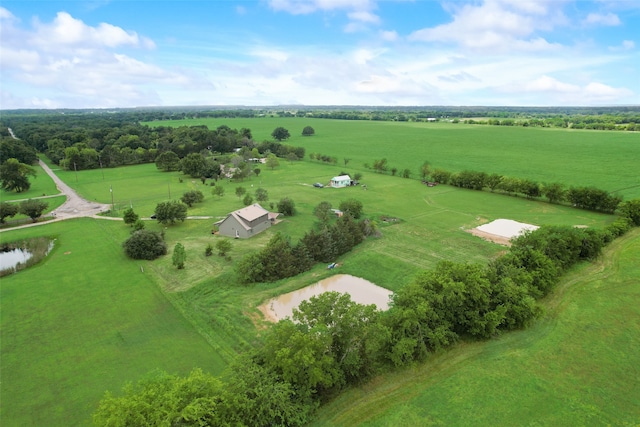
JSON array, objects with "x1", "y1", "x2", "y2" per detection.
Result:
[
  {"x1": 172, "y1": 242, "x2": 186, "y2": 269},
  {"x1": 271, "y1": 127, "x2": 291, "y2": 141},
  {"x1": 181, "y1": 190, "x2": 204, "y2": 207},
  {"x1": 0, "y1": 202, "x2": 19, "y2": 224},
  {"x1": 266, "y1": 153, "x2": 280, "y2": 170},
  {"x1": 19, "y1": 199, "x2": 48, "y2": 222},
  {"x1": 154, "y1": 200, "x2": 188, "y2": 225},
  {"x1": 302, "y1": 126, "x2": 315, "y2": 136},
  {"x1": 155, "y1": 150, "x2": 180, "y2": 172},
  {"x1": 180, "y1": 153, "x2": 207, "y2": 177},
  {"x1": 122, "y1": 207, "x2": 139, "y2": 226},
  {"x1": 0, "y1": 158, "x2": 36, "y2": 193},
  {"x1": 122, "y1": 230, "x2": 167, "y2": 260}
]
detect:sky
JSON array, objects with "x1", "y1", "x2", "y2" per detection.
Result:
[{"x1": 1, "y1": 0, "x2": 639, "y2": 109}]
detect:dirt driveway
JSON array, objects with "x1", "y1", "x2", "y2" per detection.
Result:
[{"x1": 0, "y1": 161, "x2": 114, "y2": 233}]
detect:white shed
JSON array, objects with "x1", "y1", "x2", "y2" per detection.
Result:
[{"x1": 330, "y1": 175, "x2": 352, "y2": 188}]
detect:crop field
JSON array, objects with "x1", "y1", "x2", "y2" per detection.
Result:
[
  {"x1": 310, "y1": 228, "x2": 640, "y2": 426},
  {"x1": 145, "y1": 117, "x2": 640, "y2": 199},
  {"x1": 1, "y1": 119, "x2": 637, "y2": 426}
]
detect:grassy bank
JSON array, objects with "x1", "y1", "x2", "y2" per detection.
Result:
[
  {"x1": 310, "y1": 228, "x2": 640, "y2": 426},
  {"x1": 0, "y1": 219, "x2": 225, "y2": 426}
]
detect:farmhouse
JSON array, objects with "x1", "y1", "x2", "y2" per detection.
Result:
[
  {"x1": 330, "y1": 174, "x2": 352, "y2": 188},
  {"x1": 215, "y1": 204, "x2": 278, "y2": 238}
]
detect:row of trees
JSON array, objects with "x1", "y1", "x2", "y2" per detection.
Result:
[
  {"x1": 0, "y1": 200, "x2": 49, "y2": 223},
  {"x1": 429, "y1": 168, "x2": 623, "y2": 213},
  {"x1": 236, "y1": 209, "x2": 366, "y2": 284}
]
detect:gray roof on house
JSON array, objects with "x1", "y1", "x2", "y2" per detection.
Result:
[{"x1": 235, "y1": 204, "x2": 269, "y2": 222}]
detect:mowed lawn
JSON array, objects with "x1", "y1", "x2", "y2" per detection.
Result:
[
  {"x1": 0, "y1": 219, "x2": 225, "y2": 427},
  {"x1": 146, "y1": 117, "x2": 640, "y2": 199},
  {"x1": 310, "y1": 228, "x2": 640, "y2": 426}
]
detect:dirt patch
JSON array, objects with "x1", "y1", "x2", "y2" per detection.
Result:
[
  {"x1": 469, "y1": 218, "x2": 539, "y2": 246},
  {"x1": 257, "y1": 304, "x2": 278, "y2": 323},
  {"x1": 467, "y1": 228, "x2": 512, "y2": 246}
]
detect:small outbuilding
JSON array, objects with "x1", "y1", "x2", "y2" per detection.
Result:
[
  {"x1": 214, "y1": 204, "x2": 277, "y2": 239},
  {"x1": 330, "y1": 175, "x2": 352, "y2": 188}
]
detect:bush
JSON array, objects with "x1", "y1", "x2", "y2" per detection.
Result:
[
  {"x1": 180, "y1": 190, "x2": 204, "y2": 207},
  {"x1": 277, "y1": 197, "x2": 296, "y2": 216},
  {"x1": 338, "y1": 198, "x2": 363, "y2": 219},
  {"x1": 123, "y1": 230, "x2": 167, "y2": 260},
  {"x1": 154, "y1": 200, "x2": 188, "y2": 225}
]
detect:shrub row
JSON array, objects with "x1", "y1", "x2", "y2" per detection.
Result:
[
  {"x1": 235, "y1": 215, "x2": 365, "y2": 284},
  {"x1": 430, "y1": 169, "x2": 623, "y2": 213}
]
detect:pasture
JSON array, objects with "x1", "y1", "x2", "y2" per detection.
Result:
[
  {"x1": 145, "y1": 117, "x2": 640, "y2": 199},
  {"x1": 0, "y1": 219, "x2": 225, "y2": 426},
  {"x1": 310, "y1": 228, "x2": 640, "y2": 426},
  {"x1": 1, "y1": 119, "x2": 636, "y2": 425}
]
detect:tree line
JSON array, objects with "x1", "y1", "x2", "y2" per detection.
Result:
[{"x1": 236, "y1": 204, "x2": 366, "y2": 284}]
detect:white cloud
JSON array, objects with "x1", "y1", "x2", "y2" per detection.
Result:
[
  {"x1": 609, "y1": 40, "x2": 635, "y2": 51},
  {"x1": 348, "y1": 10, "x2": 380, "y2": 24},
  {"x1": 0, "y1": 6, "x2": 17, "y2": 21},
  {"x1": 269, "y1": 0, "x2": 374, "y2": 15},
  {"x1": 31, "y1": 12, "x2": 155, "y2": 49},
  {"x1": 269, "y1": 0, "x2": 380, "y2": 32},
  {"x1": 380, "y1": 30, "x2": 399, "y2": 42},
  {"x1": 584, "y1": 12, "x2": 621, "y2": 26},
  {"x1": 409, "y1": 0, "x2": 566, "y2": 53},
  {"x1": 499, "y1": 75, "x2": 634, "y2": 104},
  {"x1": 0, "y1": 9, "x2": 204, "y2": 108}
]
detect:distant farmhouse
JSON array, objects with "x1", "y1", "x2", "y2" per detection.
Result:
[
  {"x1": 330, "y1": 174, "x2": 353, "y2": 188},
  {"x1": 215, "y1": 204, "x2": 279, "y2": 238}
]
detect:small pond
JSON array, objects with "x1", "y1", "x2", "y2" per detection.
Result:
[
  {"x1": 0, "y1": 248, "x2": 33, "y2": 270},
  {"x1": 0, "y1": 238, "x2": 54, "y2": 275},
  {"x1": 260, "y1": 274, "x2": 394, "y2": 322}
]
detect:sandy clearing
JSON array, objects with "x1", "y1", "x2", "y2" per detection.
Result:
[{"x1": 469, "y1": 218, "x2": 539, "y2": 246}]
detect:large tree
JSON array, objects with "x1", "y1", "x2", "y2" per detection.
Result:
[
  {"x1": 313, "y1": 201, "x2": 333, "y2": 225},
  {"x1": 271, "y1": 127, "x2": 291, "y2": 141},
  {"x1": 0, "y1": 158, "x2": 36, "y2": 193},
  {"x1": 266, "y1": 153, "x2": 280, "y2": 170},
  {"x1": 0, "y1": 202, "x2": 19, "y2": 224},
  {"x1": 19, "y1": 199, "x2": 48, "y2": 222},
  {"x1": 154, "y1": 200, "x2": 188, "y2": 225},
  {"x1": 180, "y1": 190, "x2": 204, "y2": 207},
  {"x1": 155, "y1": 150, "x2": 180, "y2": 171},
  {"x1": 180, "y1": 153, "x2": 207, "y2": 177},
  {"x1": 302, "y1": 126, "x2": 315, "y2": 136}
]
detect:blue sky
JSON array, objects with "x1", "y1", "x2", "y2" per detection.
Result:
[{"x1": 1, "y1": 0, "x2": 638, "y2": 108}]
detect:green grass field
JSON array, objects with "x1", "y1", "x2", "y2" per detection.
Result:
[
  {"x1": 0, "y1": 161, "x2": 60, "y2": 202},
  {"x1": 310, "y1": 228, "x2": 640, "y2": 426},
  {"x1": 1, "y1": 119, "x2": 637, "y2": 426},
  {"x1": 0, "y1": 219, "x2": 225, "y2": 426},
  {"x1": 145, "y1": 118, "x2": 640, "y2": 199}
]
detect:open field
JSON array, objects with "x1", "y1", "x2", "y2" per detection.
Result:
[
  {"x1": 144, "y1": 118, "x2": 640, "y2": 199},
  {"x1": 310, "y1": 228, "x2": 640, "y2": 426},
  {"x1": 1, "y1": 119, "x2": 636, "y2": 425},
  {"x1": 0, "y1": 219, "x2": 225, "y2": 426}
]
